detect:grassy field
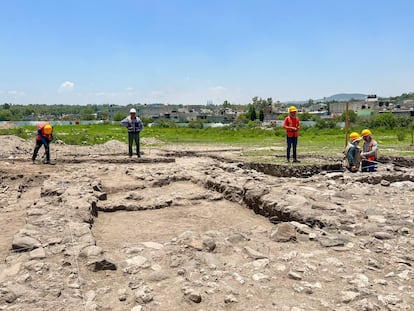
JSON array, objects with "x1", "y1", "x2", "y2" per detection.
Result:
[{"x1": 1, "y1": 124, "x2": 413, "y2": 158}]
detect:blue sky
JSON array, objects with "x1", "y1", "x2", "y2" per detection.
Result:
[{"x1": 1, "y1": 0, "x2": 413, "y2": 106}]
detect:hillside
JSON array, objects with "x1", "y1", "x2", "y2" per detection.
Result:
[{"x1": 321, "y1": 93, "x2": 367, "y2": 102}]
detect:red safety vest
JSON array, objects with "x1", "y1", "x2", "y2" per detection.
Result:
[
  {"x1": 36, "y1": 124, "x2": 52, "y2": 141},
  {"x1": 283, "y1": 116, "x2": 300, "y2": 137},
  {"x1": 365, "y1": 140, "x2": 376, "y2": 161}
]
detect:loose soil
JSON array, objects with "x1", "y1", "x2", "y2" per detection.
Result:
[{"x1": 1, "y1": 135, "x2": 414, "y2": 311}]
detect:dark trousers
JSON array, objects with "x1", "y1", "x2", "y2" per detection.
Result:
[
  {"x1": 128, "y1": 132, "x2": 140, "y2": 157},
  {"x1": 32, "y1": 140, "x2": 50, "y2": 162},
  {"x1": 362, "y1": 160, "x2": 376, "y2": 172},
  {"x1": 286, "y1": 136, "x2": 298, "y2": 160}
]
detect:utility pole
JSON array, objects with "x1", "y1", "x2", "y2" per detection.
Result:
[{"x1": 345, "y1": 102, "x2": 349, "y2": 146}]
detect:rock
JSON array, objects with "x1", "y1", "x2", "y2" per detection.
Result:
[
  {"x1": 319, "y1": 236, "x2": 347, "y2": 247},
  {"x1": 288, "y1": 271, "x2": 302, "y2": 280},
  {"x1": 380, "y1": 180, "x2": 390, "y2": 187},
  {"x1": 126, "y1": 255, "x2": 148, "y2": 267},
  {"x1": 232, "y1": 272, "x2": 245, "y2": 284},
  {"x1": 0, "y1": 263, "x2": 21, "y2": 282},
  {"x1": 226, "y1": 232, "x2": 250, "y2": 243},
  {"x1": 349, "y1": 273, "x2": 370, "y2": 288},
  {"x1": 118, "y1": 288, "x2": 127, "y2": 301},
  {"x1": 87, "y1": 257, "x2": 117, "y2": 271},
  {"x1": 188, "y1": 291, "x2": 202, "y2": 303},
  {"x1": 290, "y1": 221, "x2": 313, "y2": 235},
  {"x1": 186, "y1": 239, "x2": 203, "y2": 250},
  {"x1": 373, "y1": 232, "x2": 393, "y2": 240},
  {"x1": 141, "y1": 241, "x2": 164, "y2": 250},
  {"x1": 252, "y1": 273, "x2": 270, "y2": 282},
  {"x1": 224, "y1": 294, "x2": 239, "y2": 303},
  {"x1": 79, "y1": 246, "x2": 103, "y2": 258},
  {"x1": 253, "y1": 258, "x2": 270, "y2": 269},
  {"x1": 29, "y1": 247, "x2": 46, "y2": 259},
  {"x1": 202, "y1": 236, "x2": 216, "y2": 252},
  {"x1": 12, "y1": 234, "x2": 41, "y2": 251},
  {"x1": 270, "y1": 223, "x2": 297, "y2": 242},
  {"x1": 244, "y1": 246, "x2": 267, "y2": 259},
  {"x1": 341, "y1": 290, "x2": 360, "y2": 303},
  {"x1": 147, "y1": 270, "x2": 169, "y2": 282}
]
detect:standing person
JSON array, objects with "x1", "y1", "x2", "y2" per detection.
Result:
[
  {"x1": 32, "y1": 123, "x2": 53, "y2": 164},
  {"x1": 361, "y1": 129, "x2": 378, "y2": 172},
  {"x1": 283, "y1": 106, "x2": 301, "y2": 163},
  {"x1": 343, "y1": 132, "x2": 362, "y2": 173},
  {"x1": 121, "y1": 108, "x2": 144, "y2": 158}
]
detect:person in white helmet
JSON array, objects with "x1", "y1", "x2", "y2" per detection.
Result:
[{"x1": 120, "y1": 108, "x2": 144, "y2": 157}]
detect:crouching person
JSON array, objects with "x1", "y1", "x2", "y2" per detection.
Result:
[
  {"x1": 343, "y1": 132, "x2": 362, "y2": 173},
  {"x1": 32, "y1": 123, "x2": 53, "y2": 164},
  {"x1": 361, "y1": 129, "x2": 378, "y2": 172}
]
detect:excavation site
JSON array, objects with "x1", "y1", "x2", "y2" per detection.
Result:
[{"x1": 1, "y1": 135, "x2": 414, "y2": 311}]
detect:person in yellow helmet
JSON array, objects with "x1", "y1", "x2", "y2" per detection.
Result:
[
  {"x1": 283, "y1": 106, "x2": 301, "y2": 163},
  {"x1": 32, "y1": 123, "x2": 54, "y2": 164},
  {"x1": 361, "y1": 129, "x2": 378, "y2": 172},
  {"x1": 343, "y1": 132, "x2": 362, "y2": 172}
]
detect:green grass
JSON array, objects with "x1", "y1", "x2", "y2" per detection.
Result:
[{"x1": 1, "y1": 124, "x2": 414, "y2": 157}]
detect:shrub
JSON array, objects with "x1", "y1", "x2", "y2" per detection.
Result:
[{"x1": 396, "y1": 129, "x2": 406, "y2": 142}]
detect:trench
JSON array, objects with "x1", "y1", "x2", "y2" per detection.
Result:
[{"x1": 93, "y1": 152, "x2": 414, "y2": 232}]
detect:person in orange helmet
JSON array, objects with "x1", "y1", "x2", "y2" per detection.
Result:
[
  {"x1": 32, "y1": 123, "x2": 53, "y2": 164},
  {"x1": 361, "y1": 129, "x2": 378, "y2": 172},
  {"x1": 283, "y1": 106, "x2": 301, "y2": 163}
]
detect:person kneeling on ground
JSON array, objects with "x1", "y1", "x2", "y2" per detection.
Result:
[
  {"x1": 361, "y1": 129, "x2": 378, "y2": 172},
  {"x1": 32, "y1": 123, "x2": 53, "y2": 164},
  {"x1": 343, "y1": 132, "x2": 362, "y2": 173}
]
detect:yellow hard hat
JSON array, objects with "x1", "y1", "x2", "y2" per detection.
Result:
[
  {"x1": 44, "y1": 124, "x2": 52, "y2": 135},
  {"x1": 361, "y1": 129, "x2": 372, "y2": 137},
  {"x1": 288, "y1": 106, "x2": 297, "y2": 113},
  {"x1": 349, "y1": 132, "x2": 361, "y2": 142}
]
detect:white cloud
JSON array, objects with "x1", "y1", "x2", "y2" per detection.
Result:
[{"x1": 59, "y1": 81, "x2": 75, "y2": 92}]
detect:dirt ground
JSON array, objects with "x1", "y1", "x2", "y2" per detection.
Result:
[{"x1": 1, "y1": 135, "x2": 414, "y2": 311}]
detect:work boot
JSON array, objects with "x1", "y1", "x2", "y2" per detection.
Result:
[
  {"x1": 293, "y1": 159, "x2": 301, "y2": 163},
  {"x1": 286, "y1": 159, "x2": 290, "y2": 163}
]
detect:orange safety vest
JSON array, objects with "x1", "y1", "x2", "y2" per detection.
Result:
[
  {"x1": 364, "y1": 140, "x2": 376, "y2": 161},
  {"x1": 283, "y1": 116, "x2": 300, "y2": 137}
]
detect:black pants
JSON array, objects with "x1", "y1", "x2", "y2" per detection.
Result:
[
  {"x1": 362, "y1": 160, "x2": 376, "y2": 172},
  {"x1": 128, "y1": 132, "x2": 140, "y2": 157},
  {"x1": 286, "y1": 136, "x2": 298, "y2": 160},
  {"x1": 32, "y1": 140, "x2": 50, "y2": 162}
]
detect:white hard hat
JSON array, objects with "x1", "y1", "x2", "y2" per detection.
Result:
[{"x1": 129, "y1": 108, "x2": 136, "y2": 113}]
